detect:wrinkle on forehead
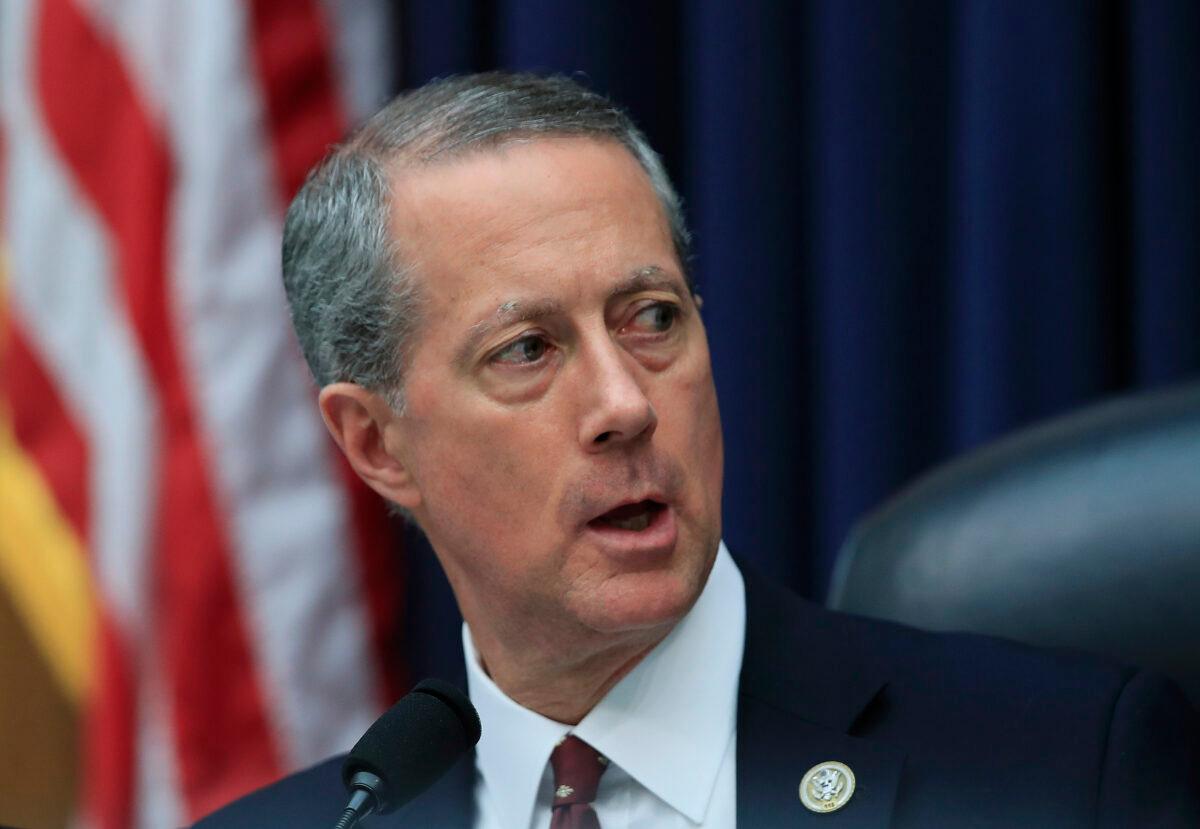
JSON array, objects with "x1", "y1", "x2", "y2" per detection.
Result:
[{"x1": 486, "y1": 266, "x2": 681, "y2": 318}]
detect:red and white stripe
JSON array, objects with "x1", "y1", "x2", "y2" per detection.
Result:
[{"x1": 1, "y1": 1, "x2": 399, "y2": 826}]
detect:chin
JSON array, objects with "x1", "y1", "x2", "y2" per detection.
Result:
[{"x1": 575, "y1": 561, "x2": 710, "y2": 635}]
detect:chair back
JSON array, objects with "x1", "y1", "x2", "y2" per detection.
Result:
[{"x1": 827, "y1": 382, "x2": 1200, "y2": 708}]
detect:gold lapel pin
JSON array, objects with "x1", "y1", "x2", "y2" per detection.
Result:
[{"x1": 800, "y1": 760, "x2": 856, "y2": 813}]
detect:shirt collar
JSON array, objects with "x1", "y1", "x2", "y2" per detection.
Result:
[{"x1": 464, "y1": 542, "x2": 745, "y2": 828}]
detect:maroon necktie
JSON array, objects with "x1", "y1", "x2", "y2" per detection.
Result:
[{"x1": 549, "y1": 735, "x2": 609, "y2": 829}]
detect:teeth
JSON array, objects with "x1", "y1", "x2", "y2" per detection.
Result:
[{"x1": 608, "y1": 512, "x2": 651, "y2": 531}]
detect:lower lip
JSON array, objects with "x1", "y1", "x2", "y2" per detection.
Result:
[{"x1": 583, "y1": 505, "x2": 678, "y2": 562}]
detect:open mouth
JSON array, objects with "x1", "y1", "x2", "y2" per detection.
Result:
[{"x1": 587, "y1": 499, "x2": 668, "y2": 532}]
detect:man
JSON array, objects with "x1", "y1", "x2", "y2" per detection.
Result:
[{"x1": 199, "y1": 73, "x2": 1199, "y2": 827}]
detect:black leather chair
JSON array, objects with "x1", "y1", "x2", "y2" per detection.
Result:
[{"x1": 827, "y1": 381, "x2": 1200, "y2": 709}]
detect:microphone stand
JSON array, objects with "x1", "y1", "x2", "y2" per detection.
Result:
[{"x1": 332, "y1": 771, "x2": 383, "y2": 829}]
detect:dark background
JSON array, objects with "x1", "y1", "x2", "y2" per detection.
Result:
[{"x1": 390, "y1": 0, "x2": 1200, "y2": 680}]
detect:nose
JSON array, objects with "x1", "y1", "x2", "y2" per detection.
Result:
[{"x1": 578, "y1": 339, "x2": 657, "y2": 451}]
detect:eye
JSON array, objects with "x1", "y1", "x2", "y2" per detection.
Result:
[
  {"x1": 492, "y1": 333, "x2": 550, "y2": 366},
  {"x1": 626, "y1": 302, "x2": 679, "y2": 334}
]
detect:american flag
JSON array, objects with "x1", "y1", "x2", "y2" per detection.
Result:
[{"x1": 0, "y1": 1, "x2": 404, "y2": 826}]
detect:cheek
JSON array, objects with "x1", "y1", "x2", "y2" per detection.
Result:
[
  {"x1": 672, "y1": 348, "x2": 723, "y2": 450},
  {"x1": 671, "y1": 358, "x2": 724, "y2": 510},
  {"x1": 695, "y1": 388, "x2": 725, "y2": 508},
  {"x1": 422, "y1": 427, "x2": 520, "y2": 510},
  {"x1": 408, "y1": 402, "x2": 566, "y2": 536}
]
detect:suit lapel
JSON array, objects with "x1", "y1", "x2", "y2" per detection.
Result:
[
  {"x1": 738, "y1": 692, "x2": 905, "y2": 827},
  {"x1": 737, "y1": 568, "x2": 906, "y2": 828}
]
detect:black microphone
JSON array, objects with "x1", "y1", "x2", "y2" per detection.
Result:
[{"x1": 333, "y1": 678, "x2": 481, "y2": 829}]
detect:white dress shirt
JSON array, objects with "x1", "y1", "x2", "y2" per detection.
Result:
[{"x1": 465, "y1": 542, "x2": 745, "y2": 829}]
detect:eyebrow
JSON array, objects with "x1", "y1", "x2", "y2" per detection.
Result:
[
  {"x1": 454, "y1": 265, "x2": 687, "y2": 366},
  {"x1": 455, "y1": 297, "x2": 564, "y2": 367},
  {"x1": 606, "y1": 265, "x2": 688, "y2": 303}
]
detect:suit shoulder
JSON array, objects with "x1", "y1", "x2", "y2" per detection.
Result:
[
  {"x1": 742, "y1": 573, "x2": 1200, "y2": 818},
  {"x1": 742, "y1": 569, "x2": 1138, "y2": 722},
  {"x1": 192, "y1": 756, "x2": 346, "y2": 829}
]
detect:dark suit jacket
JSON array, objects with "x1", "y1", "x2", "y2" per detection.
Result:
[{"x1": 196, "y1": 570, "x2": 1200, "y2": 827}]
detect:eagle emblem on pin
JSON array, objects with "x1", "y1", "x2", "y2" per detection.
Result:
[{"x1": 800, "y1": 760, "x2": 855, "y2": 813}]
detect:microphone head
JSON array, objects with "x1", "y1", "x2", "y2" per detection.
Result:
[{"x1": 342, "y1": 678, "x2": 481, "y2": 814}]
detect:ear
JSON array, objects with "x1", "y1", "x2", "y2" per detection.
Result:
[{"x1": 318, "y1": 382, "x2": 422, "y2": 510}]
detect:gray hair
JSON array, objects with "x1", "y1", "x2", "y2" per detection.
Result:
[{"x1": 281, "y1": 72, "x2": 692, "y2": 409}]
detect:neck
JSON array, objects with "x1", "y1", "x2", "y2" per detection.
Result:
[{"x1": 468, "y1": 619, "x2": 671, "y2": 725}]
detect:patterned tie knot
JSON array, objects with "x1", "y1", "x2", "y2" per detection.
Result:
[{"x1": 550, "y1": 735, "x2": 608, "y2": 806}]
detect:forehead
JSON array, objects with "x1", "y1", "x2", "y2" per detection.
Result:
[{"x1": 386, "y1": 137, "x2": 680, "y2": 316}]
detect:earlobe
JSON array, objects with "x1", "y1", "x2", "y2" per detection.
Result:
[{"x1": 317, "y1": 383, "x2": 423, "y2": 510}]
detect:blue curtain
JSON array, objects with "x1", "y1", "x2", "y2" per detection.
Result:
[{"x1": 392, "y1": 0, "x2": 1200, "y2": 679}]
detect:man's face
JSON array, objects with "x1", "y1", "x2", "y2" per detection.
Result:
[{"x1": 385, "y1": 137, "x2": 723, "y2": 650}]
